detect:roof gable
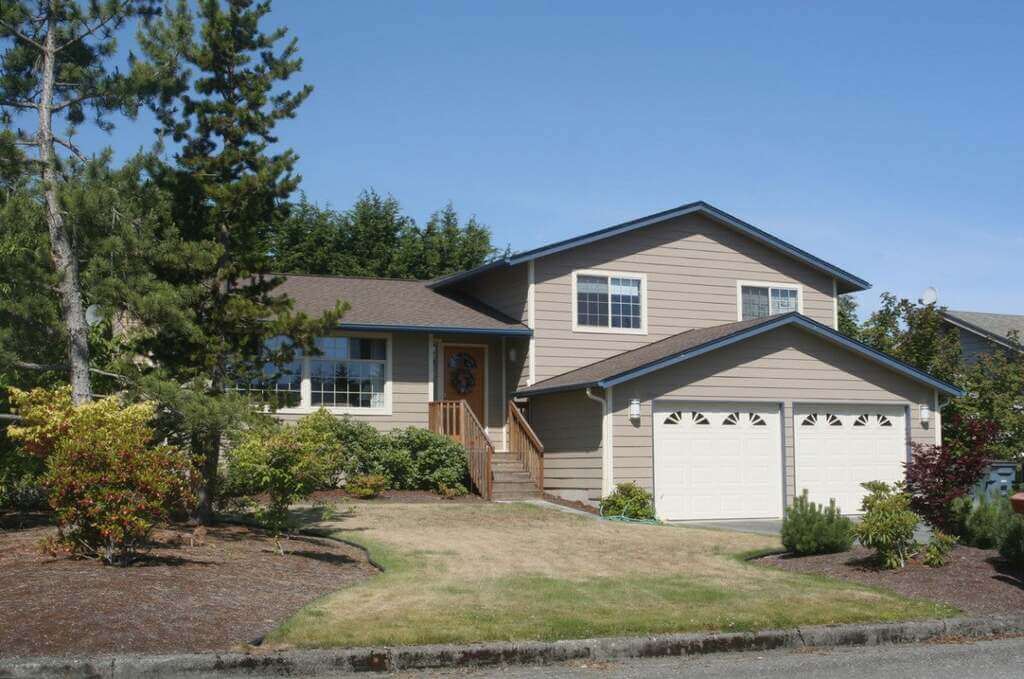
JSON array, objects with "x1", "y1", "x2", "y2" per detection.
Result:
[
  {"x1": 431, "y1": 201, "x2": 870, "y2": 293},
  {"x1": 517, "y1": 313, "x2": 962, "y2": 398},
  {"x1": 941, "y1": 310, "x2": 1024, "y2": 352}
]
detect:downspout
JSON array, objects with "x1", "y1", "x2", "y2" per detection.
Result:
[{"x1": 586, "y1": 387, "x2": 614, "y2": 497}]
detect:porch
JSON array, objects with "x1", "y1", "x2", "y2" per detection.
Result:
[{"x1": 428, "y1": 399, "x2": 544, "y2": 500}]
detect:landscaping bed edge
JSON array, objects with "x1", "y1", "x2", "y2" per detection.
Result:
[{"x1": 4, "y1": 614, "x2": 1024, "y2": 678}]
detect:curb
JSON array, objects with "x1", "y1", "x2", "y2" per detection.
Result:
[{"x1": 4, "y1": 614, "x2": 1024, "y2": 678}]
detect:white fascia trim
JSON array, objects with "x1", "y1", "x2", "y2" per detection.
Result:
[
  {"x1": 527, "y1": 260, "x2": 536, "y2": 386},
  {"x1": 571, "y1": 269, "x2": 648, "y2": 335},
  {"x1": 735, "y1": 280, "x2": 804, "y2": 322}
]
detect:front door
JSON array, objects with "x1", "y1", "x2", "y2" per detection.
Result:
[{"x1": 444, "y1": 345, "x2": 486, "y2": 426}]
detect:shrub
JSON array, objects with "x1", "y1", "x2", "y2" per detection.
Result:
[
  {"x1": 964, "y1": 494, "x2": 1016, "y2": 549},
  {"x1": 923, "y1": 530, "x2": 956, "y2": 567},
  {"x1": 292, "y1": 409, "x2": 346, "y2": 485},
  {"x1": 0, "y1": 440, "x2": 47, "y2": 510},
  {"x1": 781, "y1": 491, "x2": 855, "y2": 555},
  {"x1": 853, "y1": 481, "x2": 920, "y2": 569},
  {"x1": 7, "y1": 387, "x2": 196, "y2": 566},
  {"x1": 346, "y1": 473, "x2": 388, "y2": 498},
  {"x1": 389, "y1": 427, "x2": 470, "y2": 496},
  {"x1": 904, "y1": 437, "x2": 990, "y2": 532},
  {"x1": 599, "y1": 482, "x2": 656, "y2": 520},
  {"x1": 224, "y1": 425, "x2": 330, "y2": 550},
  {"x1": 948, "y1": 495, "x2": 974, "y2": 540},
  {"x1": 998, "y1": 514, "x2": 1024, "y2": 567}
]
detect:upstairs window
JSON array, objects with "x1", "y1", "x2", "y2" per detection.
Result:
[
  {"x1": 739, "y1": 282, "x2": 801, "y2": 321},
  {"x1": 574, "y1": 271, "x2": 646, "y2": 333}
]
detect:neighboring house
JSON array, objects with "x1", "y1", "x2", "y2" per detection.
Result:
[
  {"x1": 940, "y1": 310, "x2": 1024, "y2": 364},
  {"x1": 261, "y1": 201, "x2": 962, "y2": 520}
]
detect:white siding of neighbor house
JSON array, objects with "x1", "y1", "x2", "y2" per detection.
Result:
[
  {"x1": 530, "y1": 212, "x2": 837, "y2": 383},
  {"x1": 609, "y1": 325, "x2": 937, "y2": 505}
]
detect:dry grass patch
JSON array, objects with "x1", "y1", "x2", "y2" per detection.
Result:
[{"x1": 268, "y1": 502, "x2": 955, "y2": 648}]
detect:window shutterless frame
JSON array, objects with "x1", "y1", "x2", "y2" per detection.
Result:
[
  {"x1": 276, "y1": 331, "x2": 393, "y2": 416},
  {"x1": 735, "y1": 280, "x2": 803, "y2": 321},
  {"x1": 571, "y1": 269, "x2": 648, "y2": 335}
]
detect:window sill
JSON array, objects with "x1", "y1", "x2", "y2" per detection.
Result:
[
  {"x1": 274, "y1": 406, "x2": 393, "y2": 417},
  {"x1": 571, "y1": 325, "x2": 648, "y2": 336}
]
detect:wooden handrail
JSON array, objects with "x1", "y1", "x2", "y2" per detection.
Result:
[
  {"x1": 507, "y1": 401, "x2": 544, "y2": 490},
  {"x1": 428, "y1": 400, "x2": 493, "y2": 499}
]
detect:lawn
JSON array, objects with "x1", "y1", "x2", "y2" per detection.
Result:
[{"x1": 267, "y1": 501, "x2": 956, "y2": 649}]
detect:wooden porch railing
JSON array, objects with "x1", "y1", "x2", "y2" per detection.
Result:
[
  {"x1": 428, "y1": 400, "x2": 493, "y2": 499},
  {"x1": 507, "y1": 400, "x2": 544, "y2": 489}
]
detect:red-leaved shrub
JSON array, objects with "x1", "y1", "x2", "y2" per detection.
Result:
[{"x1": 904, "y1": 416, "x2": 997, "y2": 533}]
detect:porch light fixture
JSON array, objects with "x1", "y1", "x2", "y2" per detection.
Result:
[
  {"x1": 629, "y1": 398, "x2": 641, "y2": 420},
  {"x1": 920, "y1": 403, "x2": 931, "y2": 424},
  {"x1": 508, "y1": 347, "x2": 517, "y2": 363}
]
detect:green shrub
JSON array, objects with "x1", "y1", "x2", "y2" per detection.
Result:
[
  {"x1": 346, "y1": 473, "x2": 389, "y2": 499},
  {"x1": 225, "y1": 425, "x2": 330, "y2": 550},
  {"x1": 292, "y1": 409, "x2": 347, "y2": 485},
  {"x1": 964, "y1": 494, "x2": 1016, "y2": 549},
  {"x1": 853, "y1": 481, "x2": 920, "y2": 569},
  {"x1": 389, "y1": 427, "x2": 470, "y2": 496},
  {"x1": 781, "y1": 491, "x2": 855, "y2": 555},
  {"x1": 7, "y1": 387, "x2": 196, "y2": 566},
  {"x1": 599, "y1": 482, "x2": 656, "y2": 520},
  {"x1": 0, "y1": 439, "x2": 47, "y2": 510},
  {"x1": 998, "y1": 514, "x2": 1024, "y2": 567},
  {"x1": 923, "y1": 530, "x2": 957, "y2": 567},
  {"x1": 948, "y1": 495, "x2": 974, "y2": 540}
]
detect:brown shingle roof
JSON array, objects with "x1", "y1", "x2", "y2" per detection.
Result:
[
  {"x1": 518, "y1": 315, "x2": 776, "y2": 395},
  {"x1": 274, "y1": 274, "x2": 530, "y2": 334}
]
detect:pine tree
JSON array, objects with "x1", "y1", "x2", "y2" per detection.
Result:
[
  {"x1": 0, "y1": 0, "x2": 159, "y2": 404},
  {"x1": 136, "y1": 0, "x2": 341, "y2": 521}
]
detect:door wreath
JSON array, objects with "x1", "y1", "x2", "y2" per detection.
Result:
[{"x1": 448, "y1": 352, "x2": 477, "y2": 395}]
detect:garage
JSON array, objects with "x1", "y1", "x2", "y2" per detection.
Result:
[
  {"x1": 653, "y1": 401, "x2": 783, "y2": 521},
  {"x1": 794, "y1": 404, "x2": 908, "y2": 514}
]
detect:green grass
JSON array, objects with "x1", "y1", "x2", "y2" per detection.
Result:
[{"x1": 268, "y1": 502, "x2": 956, "y2": 648}]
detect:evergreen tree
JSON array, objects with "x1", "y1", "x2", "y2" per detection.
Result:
[
  {"x1": 0, "y1": 0, "x2": 159, "y2": 404},
  {"x1": 137, "y1": 0, "x2": 341, "y2": 521}
]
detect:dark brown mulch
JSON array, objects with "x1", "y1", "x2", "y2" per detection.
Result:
[
  {"x1": 305, "y1": 488, "x2": 485, "y2": 504},
  {"x1": 542, "y1": 493, "x2": 599, "y2": 515},
  {"x1": 0, "y1": 520, "x2": 376, "y2": 658},
  {"x1": 762, "y1": 546, "x2": 1024, "y2": 615}
]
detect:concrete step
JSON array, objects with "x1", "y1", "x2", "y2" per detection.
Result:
[
  {"x1": 493, "y1": 470, "x2": 532, "y2": 481},
  {"x1": 492, "y1": 461, "x2": 526, "y2": 473},
  {"x1": 492, "y1": 490, "x2": 543, "y2": 500},
  {"x1": 492, "y1": 480, "x2": 540, "y2": 493}
]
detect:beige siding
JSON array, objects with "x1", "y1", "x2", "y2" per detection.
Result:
[
  {"x1": 528, "y1": 390, "x2": 603, "y2": 503},
  {"x1": 531, "y1": 212, "x2": 837, "y2": 382},
  {"x1": 455, "y1": 264, "x2": 529, "y2": 323},
  {"x1": 604, "y1": 325, "x2": 936, "y2": 504}
]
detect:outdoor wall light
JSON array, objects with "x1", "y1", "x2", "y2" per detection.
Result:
[
  {"x1": 629, "y1": 398, "x2": 641, "y2": 420},
  {"x1": 508, "y1": 347, "x2": 517, "y2": 363},
  {"x1": 920, "y1": 403, "x2": 931, "y2": 424}
]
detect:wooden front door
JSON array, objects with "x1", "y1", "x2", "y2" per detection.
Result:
[{"x1": 444, "y1": 345, "x2": 486, "y2": 425}]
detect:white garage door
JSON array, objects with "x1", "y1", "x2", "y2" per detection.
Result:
[
  {"x1": 794, "y1": 404, "x2": 908, "y2": 514},
  {"x1": 653, "y1": 402, "x2": 783, "y2": 521}
]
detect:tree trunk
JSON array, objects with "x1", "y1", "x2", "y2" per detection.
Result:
[
  {"x1": 191, "y1": 430, "x2": 221, "y2": 525},
  {"x1": 39, "y1": 7, "x2": 92, "y2": 404}
]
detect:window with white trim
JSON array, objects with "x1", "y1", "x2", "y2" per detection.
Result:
[
  {"x1": 740, "y1": 284, "x2": 800, "y2": 320},
  {"x1": 574, "y1": 272, "x2": 644, "y2": 331},
  {"x1": 234, "y1": 335, "x2": 390, "y2": 412},
  {"x1": 310, "y1": 336, "x2": 387, "y2": 408}
]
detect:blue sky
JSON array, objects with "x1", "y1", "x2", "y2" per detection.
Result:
[{"x1": 61, "y1": 1, "x2": 1023, "y2": 318}]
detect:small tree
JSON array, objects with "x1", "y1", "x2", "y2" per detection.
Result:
[
  {"x1": 8, "y1": 386, "x2": 195, "y2": 565},
  {"x1": 854, "y1": 481, "x2": 920, "y2": 569},
  {"x1": 943, "y1": 350, "x2": 1024, "y2": 460},
  {"x1": 904, "y1": 416, "x2": 995, "y2": 532}
]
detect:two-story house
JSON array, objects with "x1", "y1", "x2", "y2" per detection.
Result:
[{"x1": 263, "y1": 201, "x2": 961, "y2": 521}]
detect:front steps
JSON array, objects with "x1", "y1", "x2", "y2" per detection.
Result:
[{"x1": 491, "y1": 452, "x2": 543, "y2": 500}]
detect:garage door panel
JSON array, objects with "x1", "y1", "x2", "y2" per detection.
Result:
[
  {"x1": 654, "y1": 401, "x2": 783, "y2": 521},
  {"x1": 794, "y1": 404, "x2": 907, "y2": 514}
]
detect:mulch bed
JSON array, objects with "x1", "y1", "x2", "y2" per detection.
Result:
[
  {"x1": 0, "y1": 517, "x2": 376, "y2": 658},
  {"x1": 762, "y1": 546, "x2": 1024, "y2": 615}
]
